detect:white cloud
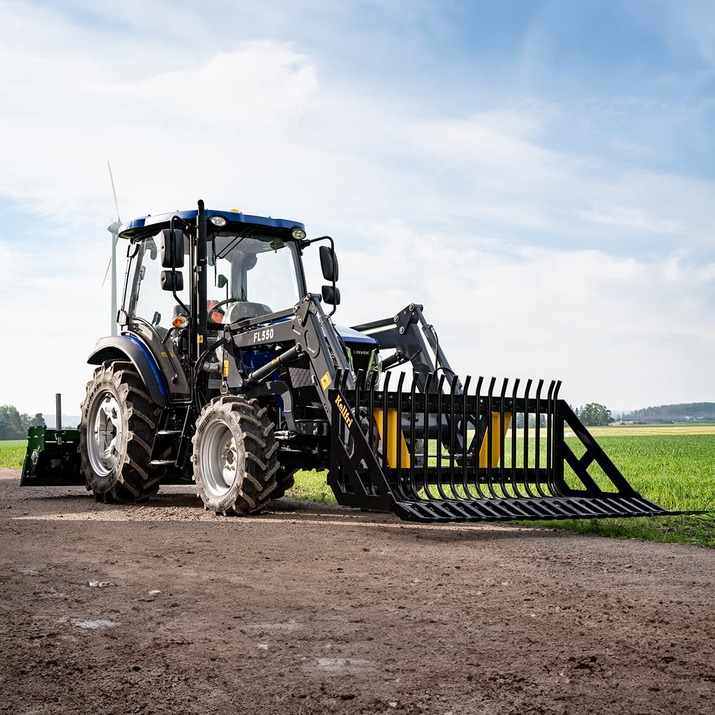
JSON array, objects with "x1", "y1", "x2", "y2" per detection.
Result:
[{"x1": 0, "y1": 1, "x2": 713, "y2": 416}]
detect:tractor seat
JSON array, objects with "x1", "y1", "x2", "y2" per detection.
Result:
[{"x1": 224, "y1": 301, "x2": 273, "y2": 323}]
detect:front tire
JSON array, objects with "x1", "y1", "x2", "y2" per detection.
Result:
[
  {"x1": 79, "y1": 360, "x2": 164, "y2": 502},
  {"x1": 192, "y1": 395, "x2": 279, "y2": 515}
]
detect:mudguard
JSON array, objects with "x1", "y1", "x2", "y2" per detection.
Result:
[{"x1": 87, "y1": 335, "x2": 178, "y2": 406}]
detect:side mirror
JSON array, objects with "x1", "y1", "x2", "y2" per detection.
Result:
[
  {"x1": 159, "y1": 229, "x2": 185, "y2": 268},
  {"x1": 161, "y1": 270, "x2": 184, "y2": 292},
  {"x1": 319, "y1": 245, "x2": 339, "y2": 282},
  {"x1": 321, "y1": 285, "x2": 341, "y2": 306}
]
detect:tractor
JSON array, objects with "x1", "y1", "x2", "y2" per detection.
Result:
[{"x1": 22, "y1": 200, "x2": 678, "y2": 522}]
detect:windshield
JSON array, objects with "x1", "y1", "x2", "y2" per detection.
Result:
[
  {"x1": 208, "y1": 234, "x2": 301, "y2": 322},
  {"x1": 124, "y1": 232, "x2": 303, "y2": 331}
]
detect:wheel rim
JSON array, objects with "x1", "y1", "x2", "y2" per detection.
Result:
[
  {"x1": 88, "y1": 391, "x2": 123, "y2": 477},
  {"x1": 200, "y1": 419, "x2": 241, "y2": 497}
]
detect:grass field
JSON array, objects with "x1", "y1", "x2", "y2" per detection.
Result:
[
  {"x1": 2, "y1": 425, "x2": 713, "y2": 546},
  {"x1": 0, "y1": 440, "x2": 27, "y2": 469},
  {"x1": 552, "y1": 429, "x2": 715, "y2": 547}
]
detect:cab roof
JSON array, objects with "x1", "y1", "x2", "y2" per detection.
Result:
[{"x1": 118, "y1": 208, "x2": 305, "y2": 240}]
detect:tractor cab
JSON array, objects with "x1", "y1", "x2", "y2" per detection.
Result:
[
  {"x1": 118, "y1": 209, "x2": 312, "y2": 337},
  {"x1": 114, "y1": 208, "x2": 347, "y2": 383}
]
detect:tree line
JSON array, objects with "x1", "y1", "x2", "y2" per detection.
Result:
[
  {"x1": 512, "y1": 403, "x2": 613, "y2": 428},
  {"x1": 0, "y1": 405, "x2": 45, "y2": 440},
  {"x1": 622, "y1": 402, "x2": 715, "y2": 422},
  {"x1": 574, "y1": 401, "x2": 715, "y2": 425}
]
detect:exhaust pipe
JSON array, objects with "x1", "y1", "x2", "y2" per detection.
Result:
[
  {"x1": 55, "y1": 393, "x2": 63, "y2": 432},
  {"x1": 55, "y1": 393, "x2": 63, "y2": 445}
]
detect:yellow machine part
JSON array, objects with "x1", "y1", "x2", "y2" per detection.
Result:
[
  {"x1": 373, "y1": 408, "x2": 411, "y2": 468},
  {"x1": 478, "y1": 412, "x2": 512, "y2": 468}
]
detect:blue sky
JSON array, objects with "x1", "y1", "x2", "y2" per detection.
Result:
[{"x1": 0, "y1": 0, "x2": 713, "y2": 416}]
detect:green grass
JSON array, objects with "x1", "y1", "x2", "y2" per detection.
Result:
[
  {"x1": 287, "y1": 469, "x2": 336, "y2": 505},
  {"x1": 585, "y1": 434, "x2": 715, "y2": 512},
  {"x1": 539, "y1": 433, "x2": 715, "y2": 547},
  {"x1": 0, "y1": 440, "x2": 27, "y2": 469}
]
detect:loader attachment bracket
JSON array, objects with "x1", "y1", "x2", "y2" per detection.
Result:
[
  {"x1": 352, "y1": 303, "x2": 462, "y2": 392},
  {"x1": 327, "y1": 384, "x2": 398, "y2": 513}
]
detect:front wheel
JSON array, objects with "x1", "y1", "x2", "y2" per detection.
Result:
[{"x1": 192, "y1": 396, "x2": 279, "y2": 515}]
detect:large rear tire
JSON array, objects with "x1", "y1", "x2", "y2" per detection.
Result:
[
  {"x1": 192, "y1": 395, "x2": 279, "y2": 515},
  {"x1": 79, "y1": 360, "x2": 164, "y2": 503}
]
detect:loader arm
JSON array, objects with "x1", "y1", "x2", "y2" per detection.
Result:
[
  {"x1": 224, "y1": 294, "x2": 357, "y2": 423},
  {"x1": 352, "y1": 303, "x2": 462, "y2": 393}
]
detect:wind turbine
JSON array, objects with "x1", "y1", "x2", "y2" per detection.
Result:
[{"x1": 103, "y1": 162, "x2": 122, "y2": 337}]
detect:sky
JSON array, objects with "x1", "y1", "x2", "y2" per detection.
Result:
[{"x1": 1, "y1": 0, "x2": 714, "y2": 417}]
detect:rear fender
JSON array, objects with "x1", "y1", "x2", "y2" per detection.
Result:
[{"x1": 88, "y1": 336, "x2": 171, "y2": 407}]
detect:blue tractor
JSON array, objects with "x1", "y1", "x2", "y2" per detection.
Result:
[{"x1": 22, "y1": 200, "x2": 678, "y2": 522}]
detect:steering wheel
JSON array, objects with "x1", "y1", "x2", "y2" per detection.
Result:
[
  {"x1": 210, "y1": 298, "x2": 242, "y2": 314},
  {"x1": 209, "y1": 298, "x2": 273, "y2": 324},
  {"x1": 207, "y1": 297, "x2": 243, "y2": 325}
]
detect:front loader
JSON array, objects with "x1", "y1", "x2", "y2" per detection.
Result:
[{"x1": 21, "y1": 200, "x2": 680, "y2": 522}]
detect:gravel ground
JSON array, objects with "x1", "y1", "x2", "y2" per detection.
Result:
[{"x1": 1, "y1": 468, "x2": 713, "y2": 715}]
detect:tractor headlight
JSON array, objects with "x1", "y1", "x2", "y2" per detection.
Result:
[
  {"x1": 291, "y1": 227, "x2": 306, "y2": 240},
  {"x1": 209, "y1": 215, "x2": 228, "y2": 227}
]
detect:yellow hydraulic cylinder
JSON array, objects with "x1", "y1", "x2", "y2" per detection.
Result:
[
  {"x1": 478, "y1": 412, "x2": 512, "y2": 468},
  {"x1": 373, "y1": 408, "x2": 411, "y2": 468}
]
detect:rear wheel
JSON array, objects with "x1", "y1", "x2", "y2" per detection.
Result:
[
  {"x1": 192, "y1": 395, "x2": 279, "y2": 515},
  {"x1": 79, "y1": 360, "x2": 164, "y2": 502}
]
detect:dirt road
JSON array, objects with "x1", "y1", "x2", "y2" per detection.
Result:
[{"x1": 1, "y1": 468, "x2": 713, "y2": 714}]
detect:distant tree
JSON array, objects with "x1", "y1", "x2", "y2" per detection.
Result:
[
  {"x1": 576, "y1": 403, "x2": 613, "y2": 427},
  {"x1": 0, "y1": 405, "x2": 26, "y2": 440},
  {"x1": 0, "y1": 405, "x2": 44, "y2": 439}
]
